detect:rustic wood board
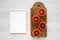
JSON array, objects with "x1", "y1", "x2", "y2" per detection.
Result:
[{"x1": 31, "y1": 2, "x2": 47, "y2": 38}]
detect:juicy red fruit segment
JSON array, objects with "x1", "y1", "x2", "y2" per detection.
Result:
[
  {"x1": 39, "y1": 9, "x2": 44, "y2": 15},
  {"x1": 34, "y1": 16, "x2": 39, "y2": 22},
  {"x1": 40, "y1": 23, "x2": 46, "y2": 28},
  {"x1": 34, "y1": 30, "x2": 40, "y2": 36}
]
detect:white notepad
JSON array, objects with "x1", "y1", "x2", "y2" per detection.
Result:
[{"x1": 10, "y1": 10, "x2": 26, "y2": 33}]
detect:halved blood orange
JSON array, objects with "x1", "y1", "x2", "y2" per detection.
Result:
[
  {"x1": 38, "y1": 8, "x2": 46, "y2": 16},
  {"x1": 32, "y1": 29, "x2": 41, "y2": 37},
  {"x1": 32, "y1": 15, "x2": 40, "y2": 23},
  {"x1": 39, "y1": 22, "x2": 46, "y2": 30}
]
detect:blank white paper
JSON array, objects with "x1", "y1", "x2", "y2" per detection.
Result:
[{"x1": 10, "y1": 10, "x2": 26, "y2": 33}]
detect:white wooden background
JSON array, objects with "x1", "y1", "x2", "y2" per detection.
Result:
[{"x1": 0, "y1": 0, "x2": 60, "y2": 40}]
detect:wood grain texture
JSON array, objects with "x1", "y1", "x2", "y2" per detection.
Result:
[{"x1": 31, "y1": 2, "x2": 47, "y2": 38}]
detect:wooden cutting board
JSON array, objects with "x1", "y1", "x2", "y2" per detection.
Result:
[{"x1": 30, "y1": 2, "x2": 47, "y2": 38}]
